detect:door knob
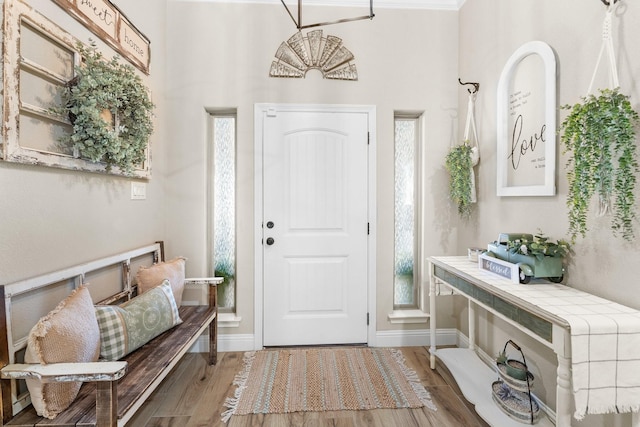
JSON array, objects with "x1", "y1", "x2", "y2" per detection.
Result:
[
  {"x1": 267, "y1": 221, "x2": 275, "y2": 229},
  {"x1": 266, "y1": 237, "x2": 275, "y2": 245}
]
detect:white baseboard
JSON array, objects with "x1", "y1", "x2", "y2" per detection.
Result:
[
  {"x1": 190, "y1": 328, "x2": 460, "y2": 353},
  {"x1": 457, "y1": 329, "x2": 470, "y2": 348},
  {"x1": 374, "y1": 328, "x2": 458, "y2": 347},
  {"x1": 218, "y1": 333, "x2": 256, "y2": 352},
  {"x1": 189, "y1": 333, "x2": 256, "y2": 353}
]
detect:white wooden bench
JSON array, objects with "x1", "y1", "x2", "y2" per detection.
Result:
[{"x1": 0, "y1": 242, "x2": 221, "y2": 427}]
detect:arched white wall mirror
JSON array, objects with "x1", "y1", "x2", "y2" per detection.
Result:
[{"x1": 497, "y1": 41, "x2": 557, "y2": 196}]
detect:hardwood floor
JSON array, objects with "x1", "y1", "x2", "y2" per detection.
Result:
[{"x1": 127, "y1": 346, "x2": 490, "y2": 427}]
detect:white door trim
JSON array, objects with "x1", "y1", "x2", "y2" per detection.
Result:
[{"x1": 254, "y1": 103, "x2": 377, "y2": 350}]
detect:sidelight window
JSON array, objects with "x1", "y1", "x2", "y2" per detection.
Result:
[
  {"x1": 209, "y1": 112, "x2": 236, "y2": 312},
  {"x1": 394, "y1": 115, "x2": 421, "y2": 309}
]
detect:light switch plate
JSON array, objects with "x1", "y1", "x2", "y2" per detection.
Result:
[{"x1": 131, "y1": 182, "x2": 146, "y2": 200}]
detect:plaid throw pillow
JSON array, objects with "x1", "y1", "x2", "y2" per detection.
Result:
[{"x1": 95, "y1": 280, "x2": 182, "y2": 361}]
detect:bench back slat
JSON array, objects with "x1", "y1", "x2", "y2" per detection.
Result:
[{"x1": 2, "y1": 243, "x2": 161, "y2": 299}]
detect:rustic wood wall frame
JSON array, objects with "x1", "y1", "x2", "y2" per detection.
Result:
[
  {"x1": 51, "y1": 0, "x2": 150, "y2": 75},
  {"x1": 1, "y1": 0, "x2": 151, "y2": 178}
]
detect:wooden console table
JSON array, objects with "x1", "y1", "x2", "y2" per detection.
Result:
[{"x1": 428, "y1": 256, "x2": 640, "y2": 427}]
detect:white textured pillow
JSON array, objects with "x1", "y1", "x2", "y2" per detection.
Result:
[{"x1": 24, "y1": 286, "x2": 101, "y2": 419}]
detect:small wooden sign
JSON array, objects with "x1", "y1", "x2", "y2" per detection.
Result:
[
  {"x1": 51, "y1": 0, "x2": 150, "y2": 74},
  {"x1": 478, "y1": 253, "x2": 519, "y2": 284}
]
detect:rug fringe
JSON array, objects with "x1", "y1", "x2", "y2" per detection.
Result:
[
  {"x1": 221, "y1": 351, "x2": 256, "y2": 423},
  {"x1": 389, "y1": 348, "x2": 437, "y2": 411}
]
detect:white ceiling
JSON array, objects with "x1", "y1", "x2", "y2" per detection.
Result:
[{"x1": 168, "y1": 0, "x2": 465, "y2": 11}]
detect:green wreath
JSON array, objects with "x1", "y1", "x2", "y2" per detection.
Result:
[{"x1": 59, "y1": 42, "x2": 154, "y2": 175}]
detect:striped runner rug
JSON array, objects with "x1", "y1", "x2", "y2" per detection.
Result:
[{"x1": 222, "y1": 347, "x2": 436, "y2": 422}]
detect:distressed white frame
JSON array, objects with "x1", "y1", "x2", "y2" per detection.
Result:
[
  {"x1": 1, "y1": 0, "x2": 151, "y2": 178},
  {"x1": 496, "y1": 41, "x2": 556, "y2": 197}
]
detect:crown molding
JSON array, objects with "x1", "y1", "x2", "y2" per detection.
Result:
[{"x1": 169, "y1": 0, "x2": 465, "y2": 11}]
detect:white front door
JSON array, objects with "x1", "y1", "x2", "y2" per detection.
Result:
[{"x1": 259, "y1": 106, "x2": 371, "y2": 346}]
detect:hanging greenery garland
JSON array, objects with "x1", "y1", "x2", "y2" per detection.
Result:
[
  {"x1": 445, "y1": 142, "x2": 474, "y2": 219},
  {"x1": 560, "y1": 88, "x2": 639, "y2": 242},
  {"x1": 445, "y1": 86, "x2": 480, "y2": 220},
  {"x1": 560, "y1": 3, "x2": 640, "y2": 243},
  {"x1": 56, "y1": 42, "x2": 154, "y2": 175}
]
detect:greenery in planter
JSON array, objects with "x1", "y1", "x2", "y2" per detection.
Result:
[
  {"x1": 56, "y1": 42, "x2": 154, "y2": 175},
  {"x1": 445, "y1": 142, "x2": 473, "y2": 218},
  {"x1": 506, "y1": 231, "x2": 571, "y2": 261},
  {"x1": 214, "y1": 259, "x2": 235, "y2": 309},
  {"x1": 560, "y1": 88, "x2": 639, "y2": 242}
]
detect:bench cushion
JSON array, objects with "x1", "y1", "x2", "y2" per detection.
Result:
[
  {"x1": 24, "y1": 286, "x2": 101, "y2": 419},
  {"x1": 95, "y1": 280, "x2": 182, "y2": 361}
]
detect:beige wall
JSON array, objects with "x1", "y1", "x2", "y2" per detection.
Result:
[
  {"x1": 458, "y1": 1, "x2": 640, "y2": 425},
  {"x1": 0, "y1": 0, "x2": 460, "y2": 335},
  {"x1": 5, "y1": 1, "x2": 639, "y2": 423},
  {"x1": 0, "y1": 0, "x2": 168, "y2": 283},
  {"x1": 458, "y1": 0, "x2": 640, "y2": 303},
  {"x1": 163, "y1": 1, "x2": 461, "y2": 335}
]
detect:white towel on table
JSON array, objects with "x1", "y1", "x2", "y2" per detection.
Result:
[{"x1": 563, "y1": 304, "x2": 640, "y2": 420}]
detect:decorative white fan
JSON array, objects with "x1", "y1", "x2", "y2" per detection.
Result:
[{"x1": 269, "y1": 30, "x2": 358, "y2": 80}]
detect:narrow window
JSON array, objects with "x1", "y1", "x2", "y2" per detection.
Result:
[
  {"x1": 394, "y1": 115, "x2": 421, "y2": 309},
  {"x1": 210, "y1": 113, "x2": 236, "y2": 312}
]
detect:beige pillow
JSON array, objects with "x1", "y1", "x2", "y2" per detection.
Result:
[
  {"x1": 136, "y1": 257, "x2": 186, "y2": 306},
  {"x1": 24, "y1": 286, "x2": 101, "y2": 419}
]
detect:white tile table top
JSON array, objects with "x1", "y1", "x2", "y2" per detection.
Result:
[{"x1": 430, "y1": 256, "x2": 638, "y2": 323}]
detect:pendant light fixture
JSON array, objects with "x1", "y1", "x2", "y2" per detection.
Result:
[{"x1": 280, "y1": 0, "x2": 375, "y2": 30}]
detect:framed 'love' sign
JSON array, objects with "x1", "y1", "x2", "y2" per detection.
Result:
[{"x1": 496, "y1": 41, "x2": 557, "y2": 197}]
